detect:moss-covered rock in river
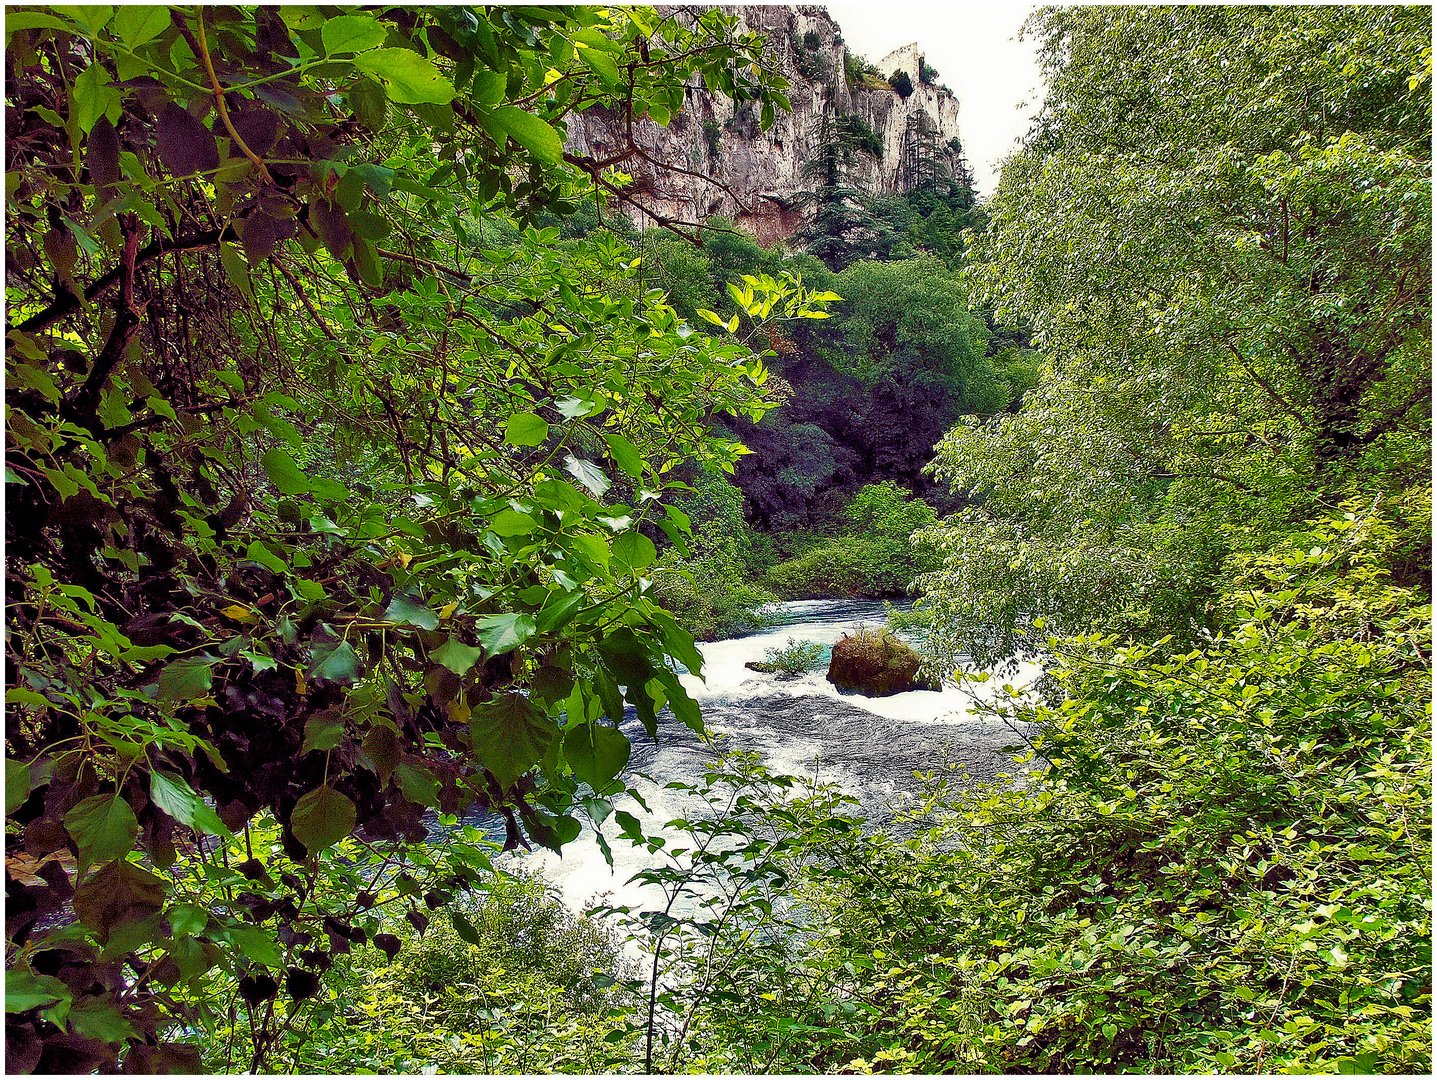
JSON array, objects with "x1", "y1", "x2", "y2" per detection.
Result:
[{"x1": 826, "y1": 628, "x2": 935, "y2": 696}]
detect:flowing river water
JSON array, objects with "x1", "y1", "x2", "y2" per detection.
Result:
[{"x1": 515, "y1": 600, "x2": 1044, "y2": 914}]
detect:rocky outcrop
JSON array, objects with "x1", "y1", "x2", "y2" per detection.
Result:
[
  {"x1": 826, "y1": 628, "x2": 936, "y2": 696},
  {"x1": 564, "y1": 5, "x2": 964, "y2": 243}
]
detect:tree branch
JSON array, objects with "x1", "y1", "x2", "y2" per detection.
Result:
[{"x1": 9, "y1": 225, "x2": 234, "y2": 337}]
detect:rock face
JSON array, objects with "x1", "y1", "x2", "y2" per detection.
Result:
[
  {"x1": 826, "y1": 628, "x2": 935, "y2": 697},
  {"x1": 565, "y1": 5, "x2": 965, "y2": 244}
]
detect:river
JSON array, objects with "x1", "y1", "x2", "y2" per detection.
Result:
[{"x1": 519, "y1": 599, "x2": 1044, "y2": 913}]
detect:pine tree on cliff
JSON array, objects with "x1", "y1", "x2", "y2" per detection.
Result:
[{"x1": 794, "y1": 114, "x2": 881, "y2": 270}]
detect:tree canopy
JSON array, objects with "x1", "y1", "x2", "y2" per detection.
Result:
[
  {"x1": 920, "y1": 4, "x2": 1432, "y2": 669},
  {"x1": 3, "y1": 6, "x2": 838, "y2": 1071}
]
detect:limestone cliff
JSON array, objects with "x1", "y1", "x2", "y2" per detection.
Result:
[{"x1": 564, "y1": 6, "x2": 965, "y2": 244}]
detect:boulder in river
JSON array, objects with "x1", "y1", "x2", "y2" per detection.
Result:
[{"x1": 826, "y1": 628, "x2": 936, "y2": 696}]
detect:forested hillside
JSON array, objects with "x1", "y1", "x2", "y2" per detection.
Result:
[{"x1": 4, "y1": 4, "x2": 1430, "y2": 1076}]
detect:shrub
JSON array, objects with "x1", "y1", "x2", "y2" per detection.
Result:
[
  {"x1": 767, "y1": 537, "x2": 886, "y2": 597},
  {"x1": 750, "y1": 637, "x2": 826, "y2": 675},
  {"x1": 918, "y1": 57, "x2": 939, "y2": 85},
  {"x1": 701, "y1": 117, "x2": 723, "y2": 162},
  {"x1": 287, "y1": 872, "x2": 640, "y2": 1074},
  {"x1": 670, "y1": 504, "x2": 1435, "y2": 1074},
  {"x1": 649, "y1": 466, "x2": 779, "y2": 640},
  {"x1": 790, "y1": 32, "x2": 830, "y2": 80},
  {"x1": 835, "y1": 113, "x2": 883, "y2": 158},
  {"x1": 888, "y1": 69, "x2": 914, "y2": 98},
  {"x1": 767, "y1": 483, "x2": 940, "y2": 598}
]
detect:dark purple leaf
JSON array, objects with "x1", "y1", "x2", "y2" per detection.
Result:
[
  {"x1": 154, "y1": 102, "x2": 219, "y2": 178},
  {"x1": 311, "y1": 198, "x2": 352, "y2": 259},
  {"x1": 85, "y1": 117, "x2": 121, "y2": 195},
  {"x1": 227, "y1": 106, "x2": 279, "y2": 155}
]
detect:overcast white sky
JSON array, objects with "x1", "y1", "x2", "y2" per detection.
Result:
[{"x1": 827, "y1": 2, "x2": 1044, "y2": 196}]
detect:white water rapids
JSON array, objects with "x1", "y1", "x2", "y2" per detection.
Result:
[{"x1": 519, "y1": 599, "x2": 1043, "y2": 913}]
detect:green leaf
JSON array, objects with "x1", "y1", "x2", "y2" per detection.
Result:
[
  {"x1": 73, "y1": 63, "x2": 120, "y2": 136},
  {"x1": 167, "y1": 902, "x2": 208, "y2": 937},
  {"x1": 385, "y1": 593, "x2": 439, "y2": 630},
  {"x1": 451, "y1": 910, "x2": 483, "y2": 946},
  {"x1": 322, "y1": 13, "x2": 386, "y2": 55},
  {"x1": 5, "y1": 969, "x2": 70, "y2": 1014},
  {"x1": 564, "y1": 455, "x2": 610, "y2": 498},
  {"x1": 489, "y1": 509, "x2": 537, "y2": 537},
  {"x1": 556, "y1": 393, "x2": 607, "y2": 419},
  {"x1": 489, "y1": 106, "x2": 564, "y2": 164},
  {"x1": 64, "y1": 794, "x2": 139, "y2": 867},
  {"x1": 112, "y1": 4, "x2": 168, "y2": 47},
  {"x1": 61, "y1": 5, "x2": 112, "y2": 35},
  {"x1": 592, "y1": 667, "x2": 626, "y2": 725},
  {"x1": 578, "y1": 44, "x2": 620, "y2": 86},
  {"x1": 361, "y1": 721, "x2": 401, "y2": 781},
  {"x1": 4, "y1": 12, "x2": 76, "y2": 38},
  {"x1": 395, "y1": 762, "x2": 440, "y2": 807},
  {"x1": 67, "y1": 997, "x2": 137, "y2": 1043},
  {"x1": 474, "y1": 613, "x2": 536, "y2": 655},
  {"x1": 310, "y1": 639, "x2": 362, "y2": 684},
  {"x1": 226, "y1": 924, "x2": 282, "y2": 967},
  {"x1": 597, "y1": 627, "x2": 654, "y2": 687},
  {"x1": 156, "y1": 656, "x2": 214, "y2": 701},
  {"x1": 503, "y1": 411, "x2": 549, "y2": 447},
  {"x1": 565, "y1": 723, "x2": 630, "y2": 790},
  {"x1": 355, "y1": 48, "x2": 455, "y2": 105},
  {"x1": 604, "y1": 433, "x2": 644, "y2": 478},
  {"x1": 6, "y1": 758, "x2": 33, "y2": 814},
  {"x1": 245, "y1": 539, "x2": 286, "y2": 574},
  {"x1": 432, "y1": 637, "x2": 484, "y2": 675},
  {"x1": 219, "y1": 242, "x2": 254, "y2": 303},
  {"x1": 149, "y1": 771, "x2": 232, "y2": 837},
  {"x1": 655, "y1": 670, "x2": 703, "y2": 733},
  {"x1": 536, "y1": 590, "x2": 585, "y2": 634},
  {"x1": 261, "y1": 447, "x2": 309, "y2": 495},
  {"x1": 290, "y1": 785, "x2": 357, "y2": 854},
  {"x1": 469, "y1": 692, "x2": 559, "y2": 787},
  {"x1": 301, "y1": 712, "x2": 345, "y2": 754},
  {"x1": 470, "y1": 68, "x2": 505, "y2": 106},
  {"x1": 613, "y1": 531, "x2": 657, "y2": 571}
]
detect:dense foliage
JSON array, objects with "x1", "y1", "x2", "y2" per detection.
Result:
[
  {"x1": 3, "y1": 5, "x2": 838, "y2": 1071},
  {"x1": 571, "y1": 506, "x2": 1429, "y2": 1074},
  {"x1": 766, "y1": 482, "x2": 938, "y2": 599},
  {"x1": 919, "y1": 4, "x2": 1431, "y2": 670},
  {"x1": 5, "y1": 4, "x2": 1430, "y2": 1076}
]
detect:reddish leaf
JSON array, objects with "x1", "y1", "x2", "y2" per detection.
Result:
[{"x1": 154, "y1": 103, "x2": 219, "y2": 178}]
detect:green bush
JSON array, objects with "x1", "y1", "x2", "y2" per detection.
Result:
[
  {"x1": 767, "y1": 483, "x2": 939, "y2": 597},
  {"x1": 766, "y1": 536, "x2": 889, "y2": 597},
  {"x1": 888, "y1": 69, "x2": 914, "y2": 98},
  {"x1": 750, "y1": 637, "x2": 826, "y2": 675},
  {"x1": 654, "y1": 505, "x2": 1434, "y2": 1074},
  {"x1": 296, "y1": 873, "x2": 638, "y2": 1074},
  {"x1": 650, "y1": 466, "x2": 778, "y2": 639}
]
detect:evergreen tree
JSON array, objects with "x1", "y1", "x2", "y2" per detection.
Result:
[{"x1": 794, "y1": 114, "x2": 884, "y2": 269}]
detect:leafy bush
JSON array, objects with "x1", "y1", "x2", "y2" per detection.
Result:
[
  {"x1": 633, "y1": 505, "x2": 1433, "y2": 1074},
  {"x1": 701, "y1": 117, "x2": 723, "y2": 162},
  {"x1": 790, "y1": 31, "x2": 830, "y2": 80},
  {"x1": 918, "y1": 57, "x2": 939, "y2": 85},
  {"x1": 888, "y1": 69, "x2": 914, "y2": 98},
  {"x1": 767, "y1": 483, "x2": 939, "y2": 597},
  {"x1": 293, "y1": 872, "x2": 638, "y2": 1074},
  {"x1": 766, "y1": 536, "x2": 888, "y2": 597},
  {"x1": 750, "y1": 638, "x2": 826, "y2": 675},
  {"x1": 835, "y1": 114, "x2": 884, "y2": 158},
  {"x1": 650, "y1": 466, "x2": 779, "y2": 640}
]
